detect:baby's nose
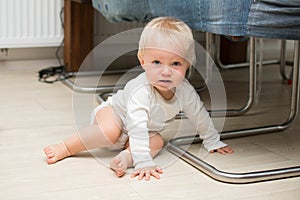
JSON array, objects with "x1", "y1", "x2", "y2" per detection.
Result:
[{"x1": 161, "y1": 65, "x2": 172, "y2": 75}]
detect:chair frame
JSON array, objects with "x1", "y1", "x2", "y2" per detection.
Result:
[{"x1": 167, "y1": 40, "x2": 300, "y2": 184}]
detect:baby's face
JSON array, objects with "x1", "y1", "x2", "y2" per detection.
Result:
[{"x1": 139, "y1": 48, "x2": 190, "y2": 92}]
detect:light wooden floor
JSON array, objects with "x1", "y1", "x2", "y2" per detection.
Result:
[{"x1": 1, "y1": 43, "x2": 300, "y2": 199}]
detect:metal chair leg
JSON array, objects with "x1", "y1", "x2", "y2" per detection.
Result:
[
  {"x1": 279, "y1": 40, "x2": 294, "y2": 81},
  {"x1": 206, "y1": 35, "x2": 257, "y2": 117},
  {"x1": 60, "y1": 68, "x2": 142, "y2": 93},
  {"x1": 280, "y1": 40, "x2": 289, "y2": 80},
  {"x1": 167, "y1": 40, "x2": 300, "y2": 184},
  {"x1": 215, "y1": 35, "x2": 279, "y2": 69}
]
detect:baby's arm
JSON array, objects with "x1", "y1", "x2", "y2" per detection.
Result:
[
  {"x1": 184, "y1": 100, "x2": 233, "y2": 154},
  {"x1": 181, "y1": 83, "x2": 234, "y2": 154},
  {"x1": 126, "y1": 88, "x2": 164, "y2": 180}
]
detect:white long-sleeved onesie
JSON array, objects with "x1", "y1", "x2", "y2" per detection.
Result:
[{"x1": 93, "y1": 72, "x2": 227, "y2": 169}]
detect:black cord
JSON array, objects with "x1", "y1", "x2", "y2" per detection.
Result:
[
  {"x1": 55, "y1": 6, "x2": 65, "y2": 66},
  {"x1": 38, "y1": 66, "x2": 73, "y2": 84},
  {"x1": 38, "y1": 7, "x2": 69, "y2": 83},
  {"x1": 38, "y1": 6, "x2": 69, "y2": 84}
]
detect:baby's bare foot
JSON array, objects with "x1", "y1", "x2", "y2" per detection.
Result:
[
  {"x1": 43, "y1": 143, "x2": 71, "y2": 164},
  {"x1": 110, "y1": 150, "x2": 132, "y2": 177}
]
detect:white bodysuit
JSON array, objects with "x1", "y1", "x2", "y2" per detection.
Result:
[{"x1": 92, "y1": 72, "x2": 226, "y2": 169}]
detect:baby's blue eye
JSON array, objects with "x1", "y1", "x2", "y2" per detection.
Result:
[
  {"x1": 152, "y1": 60, "x2": 161, "y2": 65},
  {"x1": 172, "y1": 61, "x2": 181, "y2": 67}
]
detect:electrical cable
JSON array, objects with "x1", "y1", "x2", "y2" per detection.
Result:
[
  {"x1": 55, "y1": 6, "x2": 64, "y2": 66},
  {"x1": 39, "y1": 6, "x2": 69, "y2": 84}
]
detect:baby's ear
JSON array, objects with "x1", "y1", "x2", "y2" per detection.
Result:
[{"x1": 137, "y1": 51, "x2": 144, "y2": 65}]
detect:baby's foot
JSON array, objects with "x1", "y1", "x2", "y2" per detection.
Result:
[
  {"x1": 110, "y1": 150, "x2": 133, "y2": 177},
  {"x1": 43, "y1": 143, "x2": 71, "y2": 164}
]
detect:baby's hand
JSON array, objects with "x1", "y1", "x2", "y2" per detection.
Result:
[
  {"x1": 131, "y1": 166, "x2": 163, "y2": 181},
  {"x1": 210, "y1": 146, "x2": 234, "y2": 155}
]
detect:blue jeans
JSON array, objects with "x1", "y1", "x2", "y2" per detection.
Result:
[
  {"x1": 248, "y1": 0, "x2": 300, "y2": 40},
  {"x1": 92, "y1": 0, "x2": 300, "y2": 40}
]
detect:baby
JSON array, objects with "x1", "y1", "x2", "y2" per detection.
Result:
[{"x1": 44, "y1": 17, "x2": 233, "y2": 181}]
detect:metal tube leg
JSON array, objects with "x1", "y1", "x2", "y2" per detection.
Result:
[
  {"x1": 215, "y1": 35, "x2": 279, "y2": 69},
  {"x1": 280, "y1": 40, "x2": 288, "y2": 80},
  {"x1": 205, "y1": 32, "x2": 213, "y2": 83},
  {"x1": 61, "y1": 76, "x2": 125, "y2": 93},
  {"x1": 167, "y1": 40, "x2": 300, "y2": 184},
  {"x1": 221, "y1": 40, "x2": 299, "y2": 139},
  {"x1": 60, "y1": 68, "x2": 143, "y2": 93},
  {"x1": 208, "y1": 37, "x2": 257, "y2": 117}
]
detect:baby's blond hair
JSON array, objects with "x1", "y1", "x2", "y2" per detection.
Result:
[{"x1": 138, "y1": 17, "x2": 196, "y2": 66}]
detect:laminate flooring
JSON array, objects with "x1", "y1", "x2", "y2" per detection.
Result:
[{"x1": 1, "y1": 41, "x2": 300, "y2": 199}]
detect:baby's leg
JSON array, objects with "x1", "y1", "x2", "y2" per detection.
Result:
[
  {"x1": 43, "y1": 127, "x2": 99, "y2": 164},
  {"x1": 43, "y1": 142, "x2": 72, "y2": 164},
  {"x1": 110, "y1": 132, "x2": 164, "y2": 177},
  {"x1": 44, "y1": 106, "x2": 123, "y2": 164}
]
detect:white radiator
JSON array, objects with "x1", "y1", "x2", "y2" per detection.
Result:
[{"x1": 0, "y1": 0, "x2": 64, "y2": 48}]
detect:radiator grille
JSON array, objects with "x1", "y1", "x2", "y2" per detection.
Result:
[{"x1": 0, "y1": 0, "x2": 63, "y2": 48}]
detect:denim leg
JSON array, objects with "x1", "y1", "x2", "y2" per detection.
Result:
[
  {"x1": 148, "y1": 0, "x2": 251, "y2": 36},
  {"x1": 247, "y1": 0, "x2": 300, "y2": 40},
  {"x1": 92, "y1": 0, "x2": 300, "y2": 40},
  {"x1": 92, "y1": 0, "x2": 152, "y2": 22}
]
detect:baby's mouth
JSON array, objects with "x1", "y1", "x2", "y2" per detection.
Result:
[{"x1": 158, "y1": 80, "x2": 172, "y2": 83}]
